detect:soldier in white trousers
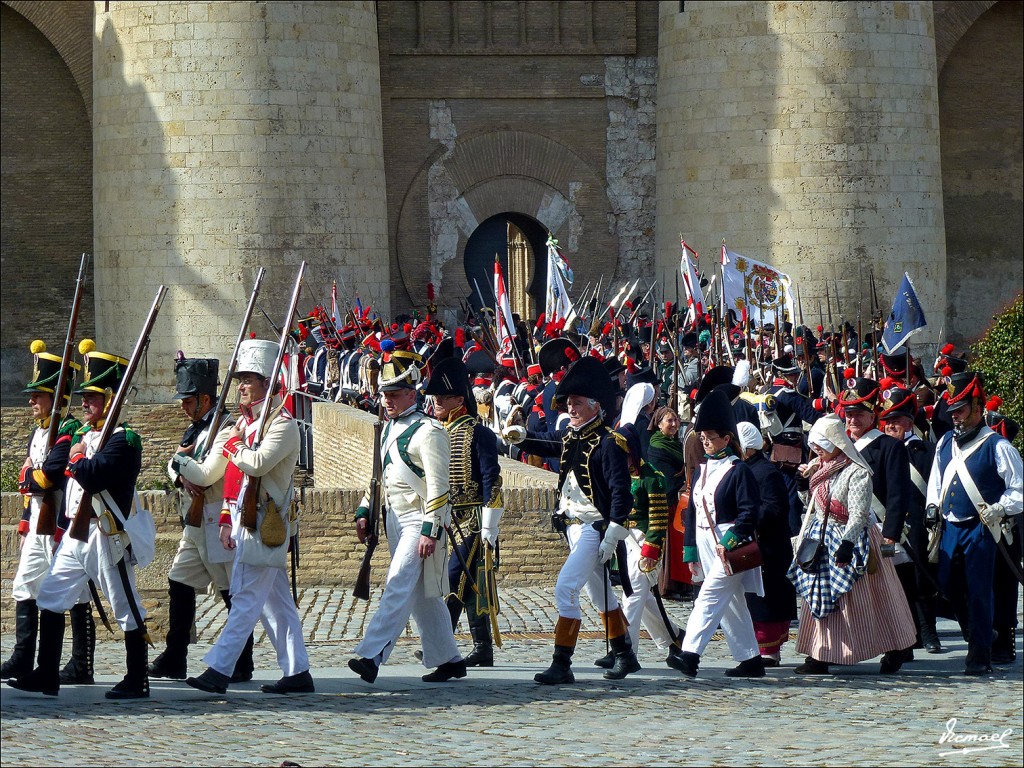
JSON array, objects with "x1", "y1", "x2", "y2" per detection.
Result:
[
  {"x1": 349, "y1": 347, "x2": 465, "y2": 684},
  {"x1": 9, "y1": 340, "x2": 151, "y2": 699},
  {"x1": 2, "y1": 341, "x2": 91, "y2": 684},
  {"x1": 186, "y1": 339, "x2": 311, "y2": 695}
]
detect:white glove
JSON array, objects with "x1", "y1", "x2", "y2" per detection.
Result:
[
  {"x1": 480, "y1": 506, "x2": 502, "y2": 548},
  {"x1": 598, "y1": 521, "x2": 630, "y2": 564},
  {"x1": 979, "y1": 502, "x2": 1006, "y2": 528}
]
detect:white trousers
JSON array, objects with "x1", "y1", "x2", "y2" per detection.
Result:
[
  {"x1": 354, "y1": 506, "x2": 460, "y2": 669},
  {"x1": 555, "y1": 522, "x2": 621, "y2": 620},
  {"x1": 621, "y1": 531, "x2": 682, "y2": 653},
  {"x1": 12, "y1": 530, "x2": 56, "y2": 602},
  {"x1": 36, "y1": 521, "x2": 145, "y2": 631},
  {"x1": 681, "y1": 524, "x2": 760, "y2": 661},
  {"x1": 204, "y1": 552, "x2": 309, "y2": 678},
  {"x1": 168, "y1": 524, "x2": 233, "y2": 592}
]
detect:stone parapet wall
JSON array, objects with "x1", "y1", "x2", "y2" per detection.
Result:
[{"x1": 1, "y1": 484, "x2": 563, "y2": 633}]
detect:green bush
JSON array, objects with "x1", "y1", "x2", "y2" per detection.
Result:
[
  {"x1": 970, "y1": 293, "x2": 1024, "y2": 452},
  {"x1": 0, "y1": 460, "x2": 20, "y2": 493}
]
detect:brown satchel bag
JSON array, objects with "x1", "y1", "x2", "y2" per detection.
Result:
[{"x1": 700, "y1": 495, "x2": 762, "y2": 576}]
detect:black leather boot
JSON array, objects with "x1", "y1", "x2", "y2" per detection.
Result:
[
  {"x1": 593, "y1": 650, "x2": 615, "y2": 669},
  {"x1": 221, "y1": 590, "x2": 255, "y2": 683},
  {"x1": 667, "y1": 650, "x2": 700, "y2": 677},
  {"x1": 726, "y1": 655, "x2": 766, "y2": 678},
  {"x1": 916, "y1": 600, "x2": 943, "y2": 654},
  {"x1": 59, "y1": 603, "x2": 95, "y2": 685},
  {"x1": 464, "y1": 609, "x2": 494, "y2": 668},
  {"x1": 534, "y1": 645, "x2": 575, "y2": 685},
  {"x1": 991, "y1": 627, "x2": 1016, "y2": 665},
  {"x1": 7, "y1": 609, "x2": 64, "y2": 696},
  {"x1": 535, "y1": 617, "x2": 580, "y2": 685},
  {"x1": 1, "y1": 599, "x2": 38, "y2": 680},
  {"x1": 148, "y1": 580, "x2": 194, "y2": 680},
  {"x1": 106, "y1": 627, "x2": 150, "y2": 699},
  {"x1": 604, "y1": 634, "x2": 641, "y2": 680}
]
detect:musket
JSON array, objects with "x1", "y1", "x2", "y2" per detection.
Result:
[
  {"x1": 835, "y1": 279, "x2": 851, "y2": 367},
  {"x1": 37, "y1": 253, "x2": 89, "y2": 536},
  {"x1": 67, "y1": 285, "x2": 168, "y2": 543},
  {"x1": 353, "y1": 400, "x2": 385, "y2": 601},
  {"x1": 240, "y1": 262, "x2": 307, "y2": 533},
  {"x1": 185, "y1": 267, "x2": 266, "y2": 528},
  {"x1": 824, "y1": 280, "x2": 834, "y2": 331},
  {"x1": 869, "y1": 268, "x2": 881, "y2": 376}
]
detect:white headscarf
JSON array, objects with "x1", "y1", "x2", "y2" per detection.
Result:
[
  {"x1": 807, "y1": 414, "x2": 872, "y2": 475},
  {"x1": 619, "y1": 383, "x2": 656, "y2": 427},
  {"x1": 736, "y1": 421, "x2": 764, "y2": 452}
]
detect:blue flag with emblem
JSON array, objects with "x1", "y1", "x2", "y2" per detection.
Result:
[{"x1": 881, "y1": 272, "x2": 927, "y2": 354}]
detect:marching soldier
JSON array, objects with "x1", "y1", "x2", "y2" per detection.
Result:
[
  {"x1": 879, "y1": 384, "x2": 942, "y2": 654},
  {"x1": 9, "y1": 340, "x2": 150, "y2": 699},
  {"x1": 597, "y1": 423, "x2": 684, "y2": 669},
  {"x1": 423, "y1": 357, "x2": 504, "y2": 667},
  {"x1": 840, "y1": 375, "x2": 917, "y2": 673},
  {"x1": 926, "y1": 371, "x2": 1023, "y2": 675},
  {"x1": 348, "y1": 349, "x2": 467, "y2": 684},
  {"x1": 186, "y1": 339, "x2": 312, "y2": 695},
  {"x1": 1, "y1": 342, "x2": 91, "y2": 684},
  {"x1": 505, "y1": 356, "x2": 641, "y2": 684},
  {"x1": 148, "y1": 355, "x2": 255, "y2": 682}
]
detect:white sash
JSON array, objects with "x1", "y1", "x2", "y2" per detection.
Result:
[
  {"x1": 382, "y1": 419, "x2": 428, "y2": 501},
  {"x1": 940, "y1": 430, "x2": 1001, "y2": 540}
]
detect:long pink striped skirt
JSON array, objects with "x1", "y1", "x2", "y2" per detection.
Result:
[{"x1": 795, "y1": 526, "x2": 917, "y2": 665}]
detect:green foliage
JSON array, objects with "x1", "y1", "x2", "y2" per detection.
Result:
[
  {"x1": 0, "y1": 461, "x2": 20, "y2": 493},
  {"x1": 970, "y1": 293, "x2": 1024, "y2": 452}
]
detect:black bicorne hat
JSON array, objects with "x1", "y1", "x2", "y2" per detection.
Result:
[
  {"x1": 538, "y1": 338, "x2": 581, "y2": 376},
  {"x1": 423, "y1": 356, "x2": 476, "y2": 417},
  {"x1": 555, "y1": 356, "x2": 617, "y2": 417},
  {"x1": 693, "y1": 365, "x2": 734, "y2": 405},
  {"x1": 693, "y1": 389, "x2": 738, "y2": 436}
]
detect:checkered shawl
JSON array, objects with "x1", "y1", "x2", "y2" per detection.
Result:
[{"x1": 787, "y1": 463, "x2": 872, "y2": 619}]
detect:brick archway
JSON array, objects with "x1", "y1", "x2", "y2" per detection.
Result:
[
  {"x1": 1, "y1": 1, "x2": 93, "y2": 121},
  {"x1": 393, "y1": 128, "x2": 609, "y2": 317}
]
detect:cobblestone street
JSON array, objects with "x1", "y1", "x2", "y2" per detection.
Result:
[{"x1": 2, "y1": 587, "x2": 1021, "y2": 766}]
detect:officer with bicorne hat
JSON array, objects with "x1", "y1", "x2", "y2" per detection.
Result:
[
  {"x1": 422, "y1": 356, "x2": 504, "y2": 668},
  {"x1": 504, "y1": 356, "x2": 641, "y2": 684}
]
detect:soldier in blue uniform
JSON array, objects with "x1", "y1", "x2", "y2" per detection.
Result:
[
  {"x1": 9, "y1": 340, "x2": 149, "y2": 699},
  {"x1": 423, "y1": 357, "x2": 504, "y2": 667},
  {"x1": 1, "y1": 342, "x2": 88, "y2": 683},
  {"x1": 505, "y1": 356, "x2": 641, "y2": 684},
  {"x1": 926, "y1": 371, "x2": 1023, "y2": 675}
]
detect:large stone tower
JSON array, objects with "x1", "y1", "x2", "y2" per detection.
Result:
[
  {"x1": 656, "y1": 1, "x2": 946, "y2": 343},
  {"x1": 93, "y1": 1, "x2": 389, "y2": 399}
]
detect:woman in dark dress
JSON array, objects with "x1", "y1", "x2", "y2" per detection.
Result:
[{"x1": 736, "y1": 422, "x2": 797, "y2": 667}]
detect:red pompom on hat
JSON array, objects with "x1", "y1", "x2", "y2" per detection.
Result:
[
  {"x1": 941, "y1": 343, "x2": 954, "y2": 355},
  {"x1": 987, "y1": 396, "x2": 1003, "y2": 411},
  {"x1": 941, "y1": 365, "x2": 953, "y2": 377},
  {"x1": 843, "y1": 367, "x2": 856, "y2": 380},
  {"x1": 564, "y1": 347, "x2": 579, "y2": 363}
]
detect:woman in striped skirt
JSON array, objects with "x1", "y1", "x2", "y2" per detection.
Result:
[{"x1": 788, "y1": 415, "x2": 917, "y2": 674}]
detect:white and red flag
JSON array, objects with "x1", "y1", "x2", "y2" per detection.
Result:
[
  {"x1": 680, "y1": 239, "x2": 705, "y2": 326},
  {"x1": 494, "y1": 256, "x2": 517, "y2": 355}
]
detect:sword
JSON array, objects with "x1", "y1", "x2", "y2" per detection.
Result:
[
  {"x1": 444, "y1": 523, "x2": 482, "y2": 598},
  {"x1": 87, "y1": 579, "x2": 113, "y2": 633},
  {"x1": 484, "y1": 543, "x2": 503, "y2": 648}
]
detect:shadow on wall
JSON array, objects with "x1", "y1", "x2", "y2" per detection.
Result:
[{"x1": 0, "y1": 5, "x2": 94, "y2": 405}]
